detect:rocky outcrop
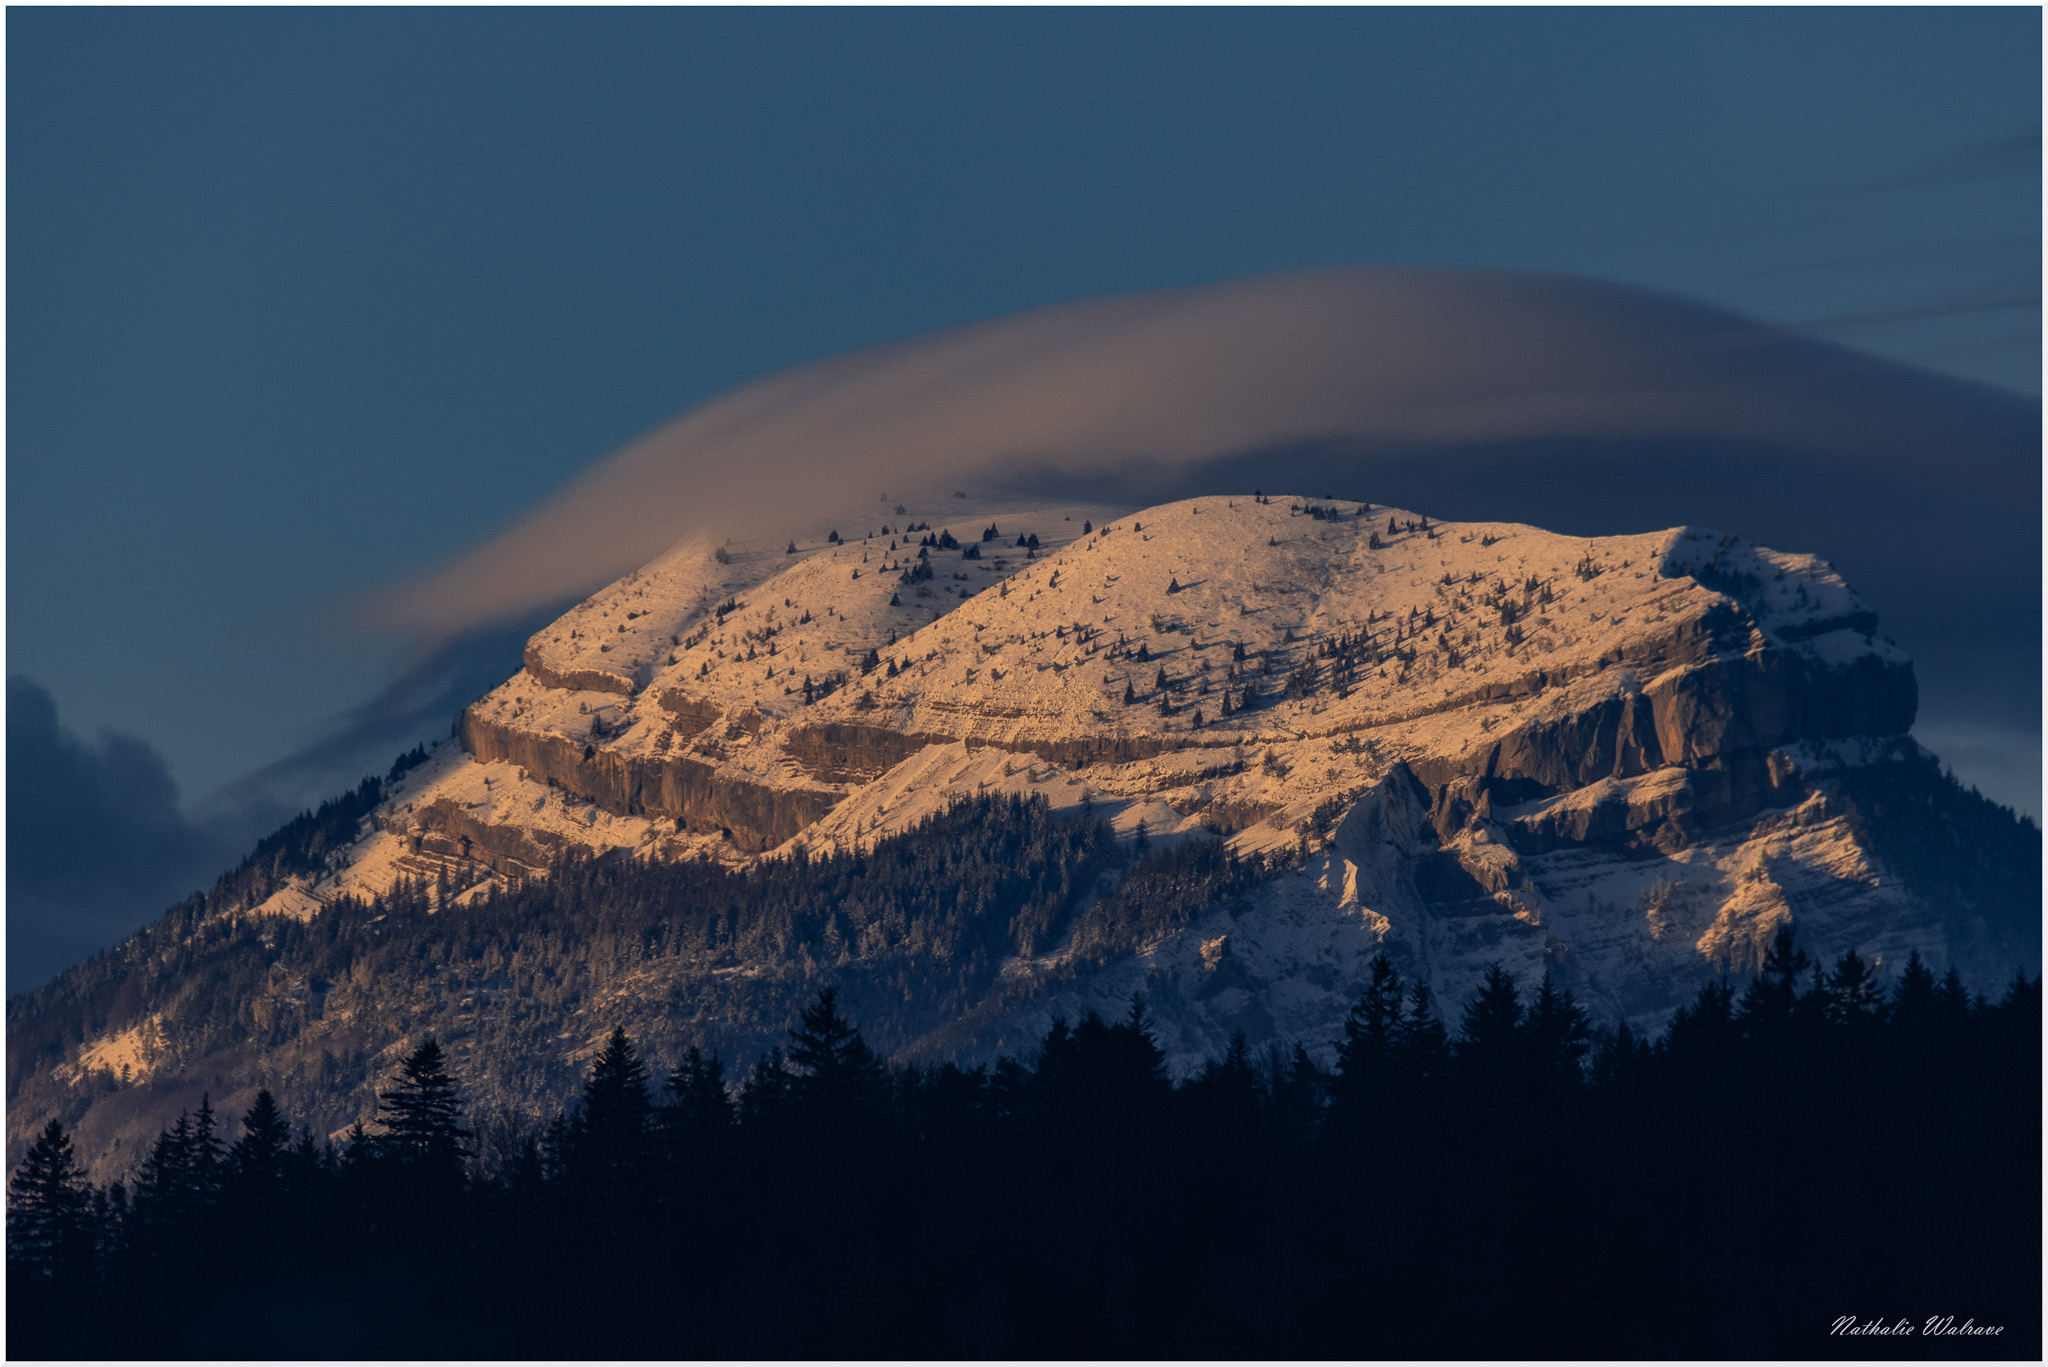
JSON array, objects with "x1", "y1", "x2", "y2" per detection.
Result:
[
  {"x1": 412, "y1": 797, "x2": 585, "y2": 876},
  {"x1": 459, "y1": 707, "x2": 840, "y2": 852},
  {"x1": 1643, "y1": 645, "x2": 1915, "y2": 765},
  {"x1": 522, "y1": 643, "x2": 637, "y2": 697},
  {"x1": 653, "y1": 690, "x2": 729, "y2": 741},
  {"x1": 779, "y1": 718, "x2": 1230, "y2": 787},
  {"x1": 783, "y1": 721, "x2": 932, "y2": 784},
  {"x1": 1394, "y1": 634, "x2": 1915, "y2": 839}
]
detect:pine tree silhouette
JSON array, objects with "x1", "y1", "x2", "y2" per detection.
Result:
[
  {"x1": 1889, "y1": 949, "x2": 1938, "y2": 1027},
  {"x1": 7, "y1": 1119, "x2": 92, "y2": 1282},
  {"x1": 1822, "y1": 949, "x2": 1884, "y2": 1028},
  {"x1": 787, "y1": 987, "x2": 886, "y2": 1113},
  {"x1": 1394, "y1": 983, "x2": 1450, "y2": 1082},
  {"x1": 184, "y1": 1095, "x2": 225, "y2": 1214},
  {"x1": 228, "y1": 1089, "x2": 293, "y2": 1193},
  {"x1": 134, "y1": 1114, "x2": 191, "y2": 1216},
  {"x1": 1269, "y1": 1043, "x2": 1327, "y2": 1149},
  {"x1": 373, "y1": 1037, "x2": 470, "y2": 1178},
  {"x1": 664, "y1": 1046, "x2": 733, "y2": 1146},
  {"x1": 1186, "y1": 1032, "x2": 1266, "y2": 1164},
  {"x1": 1332, "y1": 954, "x2": 1408, "y2": 1127},
  {"x1": 1933, "y1": 966, "x2": 1973, "y2": 1025},
  {"x1": 1739, "y1": 925, "x2": 1811, "y2": 1030},
  {"x1": 565, "y1": 1025, "x2": 656, "y2": 1242},
  {"x1": 739, "y1": 1046, "x2": 796, "y2": 1126},
  {"x1": 6, "y1": 935, "x2": 2043, "y2": 1362},
  {"x1": 578, "y1": 1026, "x2": 653, "y2": 1167},
  {"x1": 1457, "y1": 965, "x2": 1522, "y2": 1074},
  {"x1": 1523, "y1": 975, "x2": 1593, "y2": 1082}
]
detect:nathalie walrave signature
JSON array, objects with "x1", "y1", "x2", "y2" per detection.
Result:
[{"x1": 1832, "y1": 1316, "x2": 2004, "y2": 1338}]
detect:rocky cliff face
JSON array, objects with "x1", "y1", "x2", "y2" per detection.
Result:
[{"x1": 11, "y1": 491, "x2": 2036, "y2": 1177}]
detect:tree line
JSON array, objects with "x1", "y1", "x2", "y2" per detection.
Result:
[
  {"x1": 10, "y1": 932, "x2": 2037, "y2": 1360},
  {"x1": 10, "y1": 793, "x2": 1318, "y2": 1165}
]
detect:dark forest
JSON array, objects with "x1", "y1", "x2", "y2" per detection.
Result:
[{"x1": 10, "y1": 928, "x2": 2037, "y2": 1360}]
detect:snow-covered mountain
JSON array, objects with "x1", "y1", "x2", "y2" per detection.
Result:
[{"x1": 12, "y1": 490, "x2": 2038, "y2": 1174}]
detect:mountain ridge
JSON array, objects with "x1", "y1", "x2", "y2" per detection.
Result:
[{"x1": 9, "y1": 490, "x2": 2037, "y2": 1176}]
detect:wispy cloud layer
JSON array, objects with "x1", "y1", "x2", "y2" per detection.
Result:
[
  {"x1": 364, "y1": 267, "x2": 2032, "y2": 639},
  {"x1": 357, "y1": 266, "x2": 2039, "y2": 808}
]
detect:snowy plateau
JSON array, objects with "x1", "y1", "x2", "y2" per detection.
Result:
[{"x1": 14, "y1": 491, "x2": 2039, "y2": 1173}]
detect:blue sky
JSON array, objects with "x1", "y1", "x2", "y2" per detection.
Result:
[{"x1": 7, "y1": 8, "x2": 2039, "y2": 985}]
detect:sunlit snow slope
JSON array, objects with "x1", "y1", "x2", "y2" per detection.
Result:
[{"x1": 222, "y1": 489, "x2": 2030, "y2": 1065}]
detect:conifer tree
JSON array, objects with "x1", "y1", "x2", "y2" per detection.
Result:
[
  {"x1": 1889, "y1": 949, "x2": 1938, "y2": 1028},
  {"x1": 664, "y1": 1046, "x2": 733, "y2": 1144},
  {"x1": 739, "y1": 1047, "x2": 795, "y2": 1126},
  {"x1": 581, "y1": 1026, "x2": 652, "y2": 1142},
  {"x1": 1186, "y1": 1031, "x2": 1265, "y2": 1145},
  {"x1": 1822, "y1": 949, "x2": 1884, "y2": 1029},
  {"x1": 1933, "y1": 966, "x2": 1973, "y2": 1025},
  {"x1": 1666, "y1": 980, "x2": 1739, "y2": 1065},
  {"x1": 185, "y1": 1094, "x2": 225, "y2": 1210},
  {"x1": 1590, "y1": 1018, "x2": 1648, "y2": 1090},
  {"x1": 1738, "y1": 924, "x2": 1810, "y2": 1031},
  {"x1": 1393, "y1": 984, "x2": 1450, "y2": 1082},
  {"x1": 787, "y1": 987, "x2": 886, "y2": 1113},
  {"x1": 1269, "y1": 1044, "x2": 1327, "y2": 1148},
  {"x1": 573, "y1": 1026, "x2": 654, "y2": 1202},
  {"x1": 1522, "y1": 975, "x2": 1592, "y2": 1082},
  {"x1": 372, "y1": 1037, "x2": 469, "y2": 1179},
  {"x1": 228, "y1": 1089, "x2": 293, "y2": 1194},
  {"x1": 1458, "y1": 965, "x2": 1522, "y2": 1074},
  {"x1": 1334, "y1": 953, "x2": 1405, "y2": 1112},
  {"x1": 7, "y1": 1119, "x2": 92, "y2": 1283},
  {"x1": 139, "y1": 1116, "x2": 188, "y2": 1198},
  {"x1": 131, "y1": 1113, "x2": 196, "y2": 1244}
]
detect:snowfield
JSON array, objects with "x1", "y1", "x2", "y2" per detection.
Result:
[{"x1": 170, "y1": 488, "x2": 2015, "y2": 1072}]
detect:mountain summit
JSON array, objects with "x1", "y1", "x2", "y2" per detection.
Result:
[{"x1": 11, "y1": 491, "x2": 2036, "y2": 1174}]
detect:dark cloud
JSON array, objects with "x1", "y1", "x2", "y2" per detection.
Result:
[
  {"x1": 7, "y1": 677, "x2": 233, "y2": 994},
  {"x1": 7, "y1": 621, "x2": 546, "y2": 994}
]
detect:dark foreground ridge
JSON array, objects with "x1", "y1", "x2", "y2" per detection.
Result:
[{"x1": 9, "y1": 936, "x2": 2038, "y2": 1360}]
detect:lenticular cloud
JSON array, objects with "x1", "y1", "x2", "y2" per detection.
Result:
[
  {"x1": 366, "y1": 267, "x2": 2032, "y2": 639},
  {"x1": 359, "y1": 266, "x2": 2039, "y2": 806}
]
